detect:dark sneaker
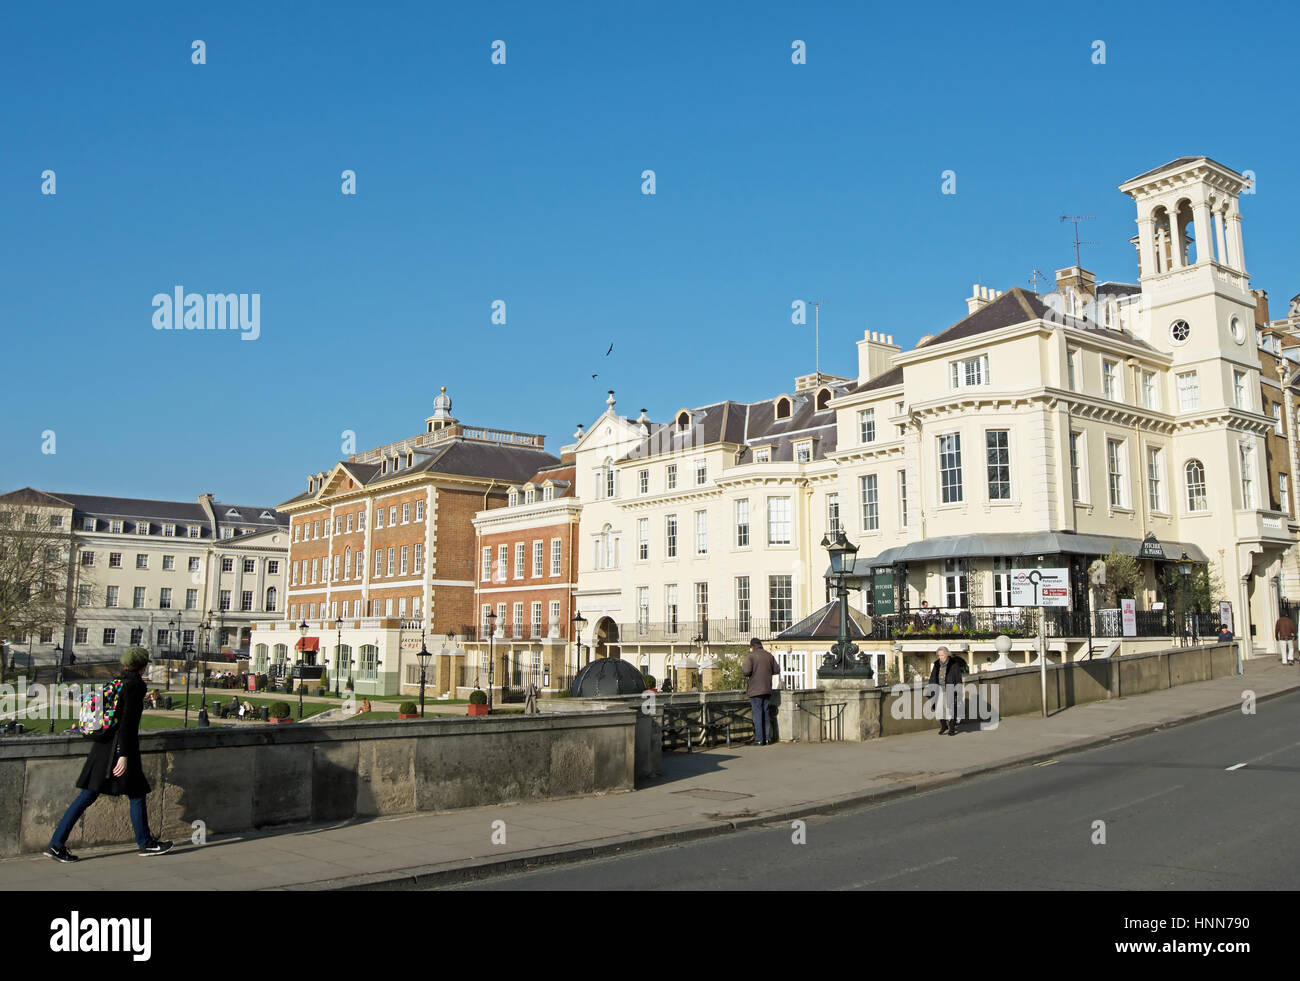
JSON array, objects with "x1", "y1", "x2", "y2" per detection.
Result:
[
  {"x1": 138, "y1": 839, "x2": 173, "y2": 857},
  {"x1": 44, "y1": 845, "x2": 79, "y2": 863}
]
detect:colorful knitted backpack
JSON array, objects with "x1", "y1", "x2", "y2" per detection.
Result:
[{"x1": 75, "y1": 679, "x2": 123, "y2": 737}]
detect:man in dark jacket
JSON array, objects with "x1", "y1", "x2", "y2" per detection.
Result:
[
  {"x1": 45, "y1": 647, "x2": 173, "y2": 862},
  {"x1": 741, "y1": 638, "x2": 781, "y2": 746},
  {"x1": 928, "y1": 646, "x2": 966, "y2": 736}
]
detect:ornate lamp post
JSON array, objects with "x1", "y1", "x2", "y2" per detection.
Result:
[
  {"x1": 1179, "y1": 550, "x2": 1193, "y2": 646},
  {"x1": 49, "y1": 644, "x2": 63, "y2": 732},
  {"x1": 199, "y1": 612, "x2": 214, "y2": 710},
  {"x1": 297, "y1": 619, "x2": 309, "y2": 718},
  {"x1": 571, "y1": 612, "x2": 588, "y2": 684},
  {"x1": 182, "y1": 641, "x2": 195, "y2": 727},
  {"x1": 818, "y1": 531, "x2": 873, "y2": 679},
  {"x1": 166, "y1": 618, "x2": 175, "y2": 692},
  {"x1": 416, "y1": 639, "x2": 433, "y2": 717}
]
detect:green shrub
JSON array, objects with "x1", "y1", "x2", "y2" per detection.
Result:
[
  {"x1": 269, "y1": 701, "x2": 291, "y2": 719},
  {"x1": 399, "y1": 701, "x2": 418, "y2": 714},
  {"x1": 469, "y1": 689, "x2": 487, "y2": 705},
  {"x1": 641, "y1": 673, "x2": 656, "y2": 689}
]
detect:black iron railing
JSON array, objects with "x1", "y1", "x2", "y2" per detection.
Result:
[{"x1": 870, "y1": 606, "x2": 1222, "y2": 641}]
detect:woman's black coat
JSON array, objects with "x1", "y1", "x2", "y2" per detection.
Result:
[
  {"x1": 76, "y1": 670, "x2": 151, "y2": 798},
  {"x1": 928, "y1": 656, "x2": 967, "y2": 687}
]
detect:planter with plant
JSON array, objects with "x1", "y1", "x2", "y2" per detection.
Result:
[
  {"x1": 468, "y1": 689, "x2": 489, "y2": 716},
  {"x1": 269, "y1": 701, "x2": 292, "y2": 724},
  {"x1": 398, "y1": 701, "x2": 420, "y2": 719}
]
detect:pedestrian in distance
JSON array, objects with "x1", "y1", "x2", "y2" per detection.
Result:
[
  {"x1": 46, "y1": 647, "x2": 173, "y2": 863},
  {"x1": 741, "y1": 637, "x2": 782, "y2": 746},
  {"x1": 1217, "y1": 624, "x2": 1235, "y2": 644},
  {"x1": 1274, "y1": 613, "x2": 1295, "y2": 664},
  {"x1": 928, "y1": 645, "x2": 967, "y2": 736}
]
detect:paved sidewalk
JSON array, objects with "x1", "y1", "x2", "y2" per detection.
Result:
[{"x1": 3, "y1": 659, "x2": 1296, "y2": 891}]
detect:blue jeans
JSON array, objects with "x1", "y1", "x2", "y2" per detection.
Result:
[
  {"x1": 750, "y1": 695, "x2": 772, "y2": 744},
  {"x1": 50, "y1": 788, "x2": 152, "y2": 850}
]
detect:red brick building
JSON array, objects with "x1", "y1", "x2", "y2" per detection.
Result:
[
  {"x1": 248, "y1": 388, "x2": 557, "y2": 697},
  {"x1": 469, "y1": 458, "x2": 580, "y2": 694}
]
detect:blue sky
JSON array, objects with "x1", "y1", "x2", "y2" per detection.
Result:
[{"x1": 2, "y1": 0, "x2": 1297, "y2": 506}]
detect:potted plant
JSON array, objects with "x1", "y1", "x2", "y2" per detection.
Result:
[
  {"x1": 398, "y1": 701, "x2": 420, "y2": 719},
  {"x1": 467, "y1": 689, "x2": 489, "y2": 716},
  {"x1": 269, "y1": 701, "x2": 292, "y2": 724}
]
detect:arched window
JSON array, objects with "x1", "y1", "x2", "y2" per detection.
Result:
[
  {"x1": 677, "y1": 410, "x2": 691, "y2": 430},
  {"x1": 359, "y1": 644, "x2": 379, "y2": 680},
  {"x1": 602, "y1": 523, "x2": 615, "y2": 569},
  {"x1": 508, "y1": 489, "x2": 519, "y2": 506},
  {"x1": 254, "y1": 644, "x2": 268, "y2": 673},
  {"x1": 816, "y1": 388, "x2": 832, "y2": 411},
  {"x1": 406, "y1": 452, "x2": 414, "y2": 468},
  {"x1": 265, "y1": 587, "x2": 277, "y2": 612},
  {"x1": 775, "y1": 397, "x2": 792, "y2": 420},
  {"x1": 1185, "y1": 460, "x2": 1208, "y2": 512},
  {"x1": 336, "y1": 643, "x2": 353, "y2": 677},
  {"x1": 272, "y1": 643, "x2": 288, "y2": 677}
]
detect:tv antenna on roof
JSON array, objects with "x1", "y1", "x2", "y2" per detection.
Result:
[
  {"x1": 1028, "y1": 269, "x2": 1051, "y2": 292},
  {"x1": 1060, "y1": 215, "x2": 1097, "y2": 267},
  {"x1": 807, "y1": 300, "x2": 825, "y2": 376}
]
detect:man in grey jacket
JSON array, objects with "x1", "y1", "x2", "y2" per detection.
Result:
[{"x1": 742, "y1": 638, "x2": 781, "y2": 746}]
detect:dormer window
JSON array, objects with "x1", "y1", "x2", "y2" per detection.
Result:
[
  {"x1": 795, "y1": 440, "x2": 813, "y2": 463},
  {"x1": 406, "y1": 452, "x2": 414, "y2": 468},
  {"x1": 508, "y1": 489, "x2": 519, "y2": 506},
  {"x1": 755, "y1": 447, "x2": 771, "y2": 464},
  {"x1": 543, "y1": 485, "x2": 554, "y2": 502},
  {"x1": 775, "y1": 397, "x2": 792, "y2": 420},
  {"x1": 816, "y1": 388, "x2": 832, "y2": 411},
  {"x1": 380, "y1": 460, "x2": 387, "y2": 474},
  {"x1": 525, "y1": 488, "x2": 536, "y2": 504},
  {"x1": 677, "y1": 410, "x2": 692, "y2": 430}
]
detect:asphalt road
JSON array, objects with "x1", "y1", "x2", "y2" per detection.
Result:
[{"x1": 447, "y1": 690, "x2": 1300, "y2": 890}]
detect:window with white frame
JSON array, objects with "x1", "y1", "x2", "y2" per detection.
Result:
[
  {"x1": 694, "y1": 511, "x2": 708, "y2": 554},
  {"x1": 1176, "y1": 371, "x2": 1199, "y2": 411},
  {"x1": 402, "y1": 503, "x2": 410, "y2": 523},
  {"x1": 376, "y1": 509, "x2": 384, "y2": 529},
  {"x1": 859, "y1": 475, "x2": 879, "y2": 531},
  {"x1": 1281, "y1": 473, "x2": 1290, "y2": 514},
  {"x1": 551, "y1": 538, "x2": 562, "y2": 576},
  {"x1": 1146, "y1": 446, "x2": 1165, "y2": 512},
  {"x1": 827, "y1": 493, "x2": 840, "y2": 536},
  {"x1": 138, "y1": 554, "x2": 149, "y2": 570},
  {"x1": 858, "y1": 408, "x2": 876, "y2": 444},
  {"x1": 665, "y1": 515, "x2": 678, "y2": 558},
  {"x1": 1239, "y1": 442, "x2": 1256, "y2": 509},
  {"x1": 497, "y1": 544, "x2": 507, "y2": 582},
  {"x1": 695, "y1": 459, "x2": 707, "y2": 485},
  {"x1": 943, "y1": 558, "x2": 968, "y2": 609},
  {"x1": 665, "y1": 584, "x2": 679, "y2": 633},
  {"x1": 986, "y1": 430, "x2": 1011, "y2": 500},
  {"x1": 1107, "y1": 438, "x2": 1126, "y2": 507},
  {"x1": 636, "y1": 587, "x2": 650, "y2": 631},
  {"x1": 1066, "y1": 349, "x2": 1078, "y2": 391},
  {"x1": 638, "y1": 469, "x2": 649, "y2": 494},
  {"x1": 374, "y1": 549, "x2": 383, "y2": 577},
  {"x1": 514, "y1": 542, "x2": 524, "y2": 579},
  {"x1": 898, "y1": 470, "x2": 908, "y2": 527},
  {"x1": 531, "y1": 602, "x2": 542, "y2": 637},
  {"x1": 735, "y1": 576, "x2": 751, "y2": 633},
  {"x1": 415, "y1": 500, "x2": 424, "y2": 521},
  {"x1": 938, "y1": 434, "x2": 963, "y2": 504},
  {"x1": 768, "y1": 575, "x2": 793, "y2": 632},
  {"x1": 666, "y1": 464, "x2": 677, "y2": 490},
  {"x1": 795, "y1": 441, "x2": 812, "y2": 463},
  {"x1": 992, "y1": 556, "x2": 1017, "y2": 607},
  {"x1": 1274, "y1": 403, "x2": 1283, "y2": 435},
  {"x1": 767, "y1": 497, "x2": 792, "y2": 545},
  {"x1": 1140, "y1": 370, "x2": 1158, "y2": 409},
  {"x1": 533, "y1": 541, "x2": 543, "y2": 577},
  {"x1": 1102, "y1": 359, "x2": 1119, "y2": 400},
  {"x1": 414, "y1": 544, "x2": 423, "y2": 573},
  {"x1": 549, "y1": 600, "x2": 561, "y2": 633},
  {"x1": 1069, "y1": 432, "x2": 1083, "y2": 502},
  {"x1": 1233, "y1": 370, "x2": 1249, "y2": 410},
  {"x1": 400, "y1": 546, "x2": 409, "y2": 576},
  {"x1": 735, "y1": 499, "x2": 750, "y2": 547},
  {"x1": 637, "y1": 518, "x2": 649, "y2": 560},
  {"x1": 950, "y1": 354, "x2": 989, "y2": 388},
  {"x1": 754, "y1": 448, "x2": 771, "y2": 464}
]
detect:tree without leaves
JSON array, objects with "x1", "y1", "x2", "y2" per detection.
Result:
[{"x1": 0, "y1": 501, "x2": 80, "y2": 652}]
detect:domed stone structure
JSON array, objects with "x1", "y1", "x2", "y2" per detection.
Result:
[{"x1": 569, "y1": 658, "x2": 647, "y2": 698}]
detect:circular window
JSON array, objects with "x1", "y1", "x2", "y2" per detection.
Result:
[
  {"x1": 1170, "y1": 320, "x2": 1191, "y2": 344},
  {"x1": 1230, "y1": 316, "x2": 1245, "y2": 344}
]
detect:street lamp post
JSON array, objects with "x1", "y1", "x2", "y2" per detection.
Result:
[
  {"x1": 1179, "y1": 551, "x2": 1193, "y2": 646},
  {"x1": 818, "y1": 531, "x2": 872, "y2": 679},
  {"x1": 49, "y1": 643, "x2": 63, "y2": 732},
  {"x1": 297, "y1": 620, "x2": 309, "y2": 719},
  {"x1": 571, "y1": 612, "x2": 588, "y2": 687},
  {"x1": 334, "y1": 616, "x2": 343, "y2": 697},
  {"x1": 182, "y1": 643, "x2": 194, "y2": 727},
  {"x1": 485, "y1": 611, "x2": 497, "y2": 713},
  {"x1": 417, "y1": 639, "x2": 433, "y2": 717}
]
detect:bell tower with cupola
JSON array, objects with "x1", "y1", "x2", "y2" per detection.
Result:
[{"x1": 1119, "y1": 156, "x2": 1259, "y2": 389}]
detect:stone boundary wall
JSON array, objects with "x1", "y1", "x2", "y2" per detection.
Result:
[{"x1": 0, "y1": 710, "x2": 636, "y2": 857}]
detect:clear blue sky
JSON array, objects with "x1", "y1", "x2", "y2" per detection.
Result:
[{"x1": 2, "y1": 0, "x2": 1297, "y2": 506}]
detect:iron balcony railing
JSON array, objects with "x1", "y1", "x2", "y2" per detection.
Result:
[
  {"x1": 618, "y1": 617, "x2": 787, "y2": 645},
  {"x1": 870, "y1": 606, "x2": 1222, "y2": 641}
]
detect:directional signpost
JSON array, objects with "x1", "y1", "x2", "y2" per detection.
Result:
[{"x1": 1011, "y1": 568, "x2": 1071, "y2": 717}]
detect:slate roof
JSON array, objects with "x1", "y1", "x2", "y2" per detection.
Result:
[{"x1": 620, "y1": 382, "x2": 853, "y2": 465}]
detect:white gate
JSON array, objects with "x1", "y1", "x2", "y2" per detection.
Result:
[{"x1": 775, "y1": 650, "x2": 811, "y2": 691}]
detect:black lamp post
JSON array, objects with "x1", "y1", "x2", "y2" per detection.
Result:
[
  {"x1": 334, "y1": 616, "x2": 343, "y2": 696},
  {"x1": 1179, "y1": 550, "x2": 1193, "y2": 646},
  {"x1": 166, "y1": 618, "x2": 175, "y2": 692},
  {"x1": 297, "y1": 619, "x2": 309, "y2": 719},
  {"x1": 416, "y1": 639, "x2": 433, "y2": 717},
  {"x1": 201, "y1": 610, "x2": 215, "y2": 709},
  {"x1": 571, "y1": 612, "x2": 588, "y2": 685},
  {"x1": 818, "y1": 531, "x2": 872, "y2": 678},
  {"x1": 485, "y1": 611, "x2": 497, "y2": 712},
  {"x1": 49, "y1": 643, "x2": 63, "y2": 732},
  {"x1": 182, "y1": 643, "x2": 194, "y2": 727}
]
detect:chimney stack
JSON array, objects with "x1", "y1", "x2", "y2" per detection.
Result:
[
  {"x1": 856, "y1": 330, "x2": 901, "y2": 385},
  {"x1": 966, "y1": 284, "x2": 1004, "y2": 315}
]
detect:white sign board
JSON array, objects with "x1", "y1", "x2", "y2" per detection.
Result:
[
  {"x1": 1219, "y1": 601, "x2": 1233, "y2": 633},
  {"x1": 1120, "y1": 598, "x2": 1137, "y2": 637},
  {"x1": 1010, "y1": 568, "x2": 1071, "y2": 608}
]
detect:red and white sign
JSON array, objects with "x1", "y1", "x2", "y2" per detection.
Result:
[
  {"x1": 1121, "y1": 598, "x2": 1137, "y2": 637},
  {"x1": 1011, "y1": 568, "x2": 1071, "y2": 608}
]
